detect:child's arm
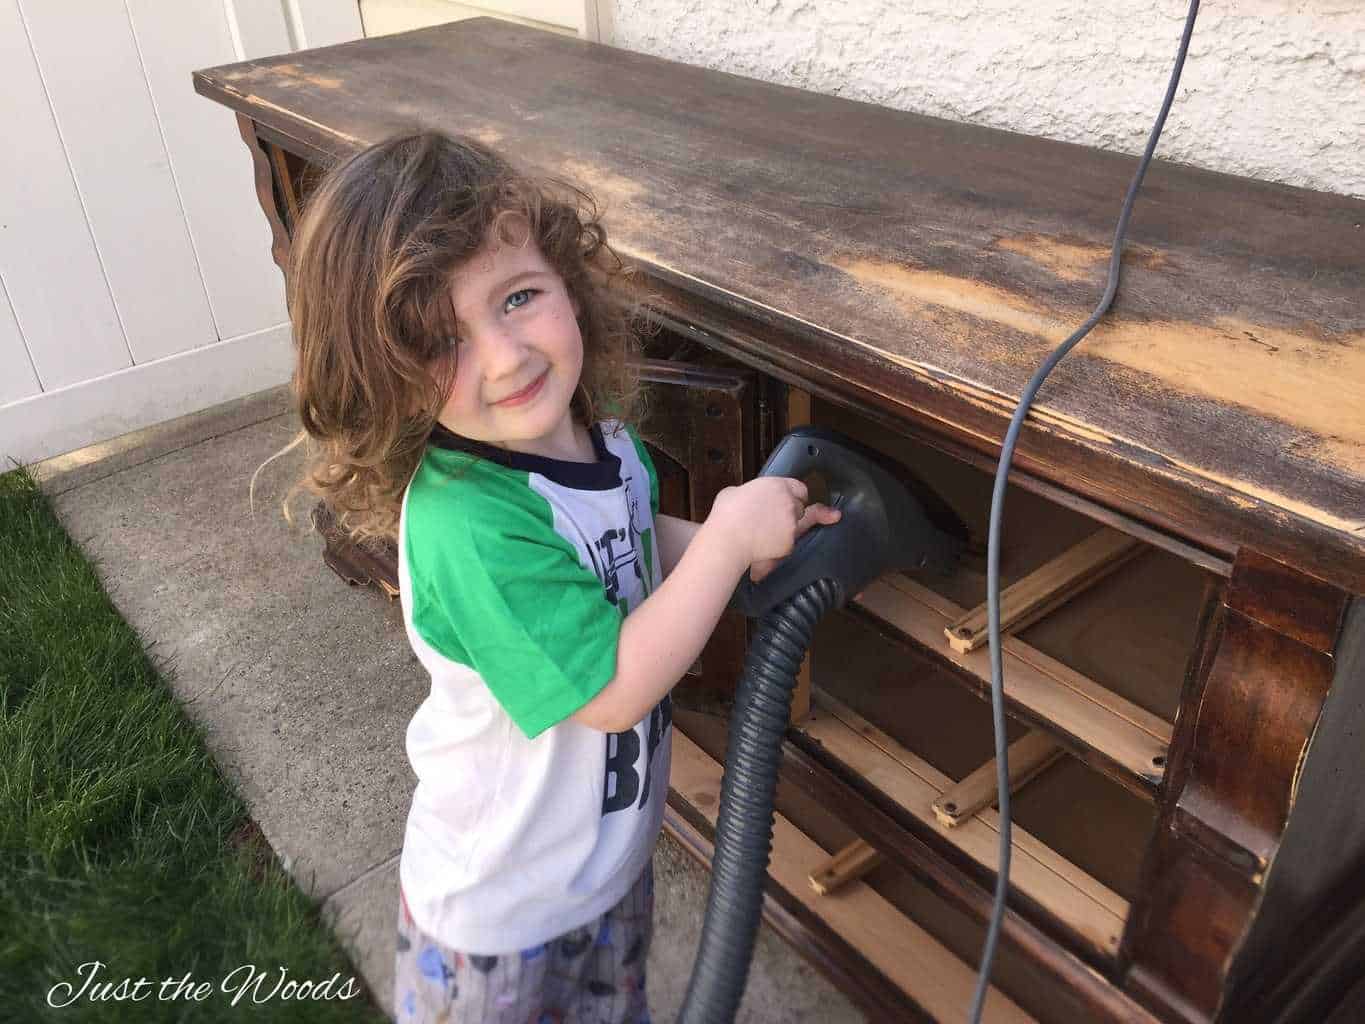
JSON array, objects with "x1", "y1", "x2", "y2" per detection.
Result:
[
  {"x1": 571, "y1": 481, "x2": 839, "y2": 733},
  {"x1": 655, "y1": 513, "x2": 701, "y2": 578}
]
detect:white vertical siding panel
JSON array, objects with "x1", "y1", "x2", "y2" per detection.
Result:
[
  {"x1": 0, "y1": 0, "x2": 130, "y2": 391},
  {"x1": 578, "y1": 0, "x2": 599, "y2": 42},
  {"x1": 0, "y1": 321, "x2": 293, "y2": 468},
  {"x1": 290, "y1": 0, "x2": 365, "y2": 49},
  {"x1": 21, "y1": 1, "x2": 218, "y2": 367},
  {"x1": 0, "y1": 274, "x2": 41, "y2": 407},
  {"x1": 422, "y1": 0, "x2": 580, "y2": 29},
  {"x1": 359, "y1": 1, "x2": 580, "y2": 37},
  {"x1": 225, "y1": 0, "x2": 295, "y2": 59},
  {"x1": 126, "y1": 0, "x2": 288, "y2": 343}
]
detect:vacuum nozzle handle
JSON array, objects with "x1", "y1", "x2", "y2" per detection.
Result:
[{"x1": 728, "y1": 426, "x2": 962, "y2": 618}]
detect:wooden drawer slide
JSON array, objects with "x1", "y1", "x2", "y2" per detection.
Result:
[{"x1": 667, "y1": 731, "x2": 1034, "y2": 1023}]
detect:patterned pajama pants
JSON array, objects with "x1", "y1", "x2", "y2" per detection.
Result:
[{"x1": 393, "y1": 862, "x2": 654, "y2": 1024}]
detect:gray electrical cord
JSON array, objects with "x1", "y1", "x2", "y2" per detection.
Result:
[{"x1": 968, "y1": 2, "x2": 1201, "y2": 1019}]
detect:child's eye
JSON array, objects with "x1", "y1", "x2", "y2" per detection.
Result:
[{"x1": 504, "y1": 289, "x2": 537, "y2": 313}]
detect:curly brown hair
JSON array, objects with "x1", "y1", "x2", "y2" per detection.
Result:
[{"x1": 259, "y1": 131, "x2": 650, "y2": 544}]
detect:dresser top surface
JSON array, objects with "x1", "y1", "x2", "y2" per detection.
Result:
[{"x1": 195, "y1": 18, "x2": 1365, "y2": 591}]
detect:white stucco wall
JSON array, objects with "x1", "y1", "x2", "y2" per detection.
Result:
[{"x1": 603, "y1": 0, "x2": 1365, "y2": 200}]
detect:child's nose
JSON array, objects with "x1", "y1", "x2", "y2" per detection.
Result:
[{"x1": 480, "y1": 327, "x2": 531, "y2": 378}]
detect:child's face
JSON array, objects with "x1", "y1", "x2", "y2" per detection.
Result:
[{"x1": 437, "y1": 229, "x2": 585, "y2": 458}]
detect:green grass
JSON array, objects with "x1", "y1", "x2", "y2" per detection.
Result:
[{"x1": 0, "y1": 466, "x2": 388, "y2": 1022}]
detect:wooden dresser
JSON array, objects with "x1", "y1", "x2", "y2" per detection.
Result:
[{"x1": 194, "y1": 19, "x2": 1365, "y2": 1023}]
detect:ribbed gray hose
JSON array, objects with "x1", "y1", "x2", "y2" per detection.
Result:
[{"x1": 679, "y1": 577, "x2": 843, "y2": 1024}]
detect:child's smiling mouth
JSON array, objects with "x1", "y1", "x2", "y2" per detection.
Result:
[{"x1": 492, "y1": 369, "x2": 548, "y2": 407}]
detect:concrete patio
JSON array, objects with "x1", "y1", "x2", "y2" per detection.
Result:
[{"x1": 32, "y1": 386, "x2": 864, "y2": 1023}]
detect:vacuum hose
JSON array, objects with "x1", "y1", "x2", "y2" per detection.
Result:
[
  {"x1": 679, "y1": 577, "x2": 843, "y2": 1024},
  {"x1": 675, "y1": 425, "x2": 963, "y2": 1022}
]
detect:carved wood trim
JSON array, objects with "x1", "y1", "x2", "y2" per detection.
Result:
[
  {"x1": 235, "y1": 113, "x2": 292, "y2": 277},
  {"x1": 1121, "y1": 552, "x2": 1346, "y2": 1021}
]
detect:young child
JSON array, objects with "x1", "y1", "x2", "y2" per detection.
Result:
[{"x1": 280, "y1": 131, "x2": 839, "y2": 1023}]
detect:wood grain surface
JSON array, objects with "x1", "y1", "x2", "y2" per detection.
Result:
[
  {"x1": 193, "y1": 18, "x2": 1365, "y2": 592},
  {"x1": 1121, "y1": 552, "x2": 1349, "y2": 1021}
]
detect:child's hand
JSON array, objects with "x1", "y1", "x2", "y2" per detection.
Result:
[
  {"x1": 707, "y1": 477, "x2": 842, "y2": 582},
  {"x1": 749, "y1": 500, "x2": 841, "y2": 583}
]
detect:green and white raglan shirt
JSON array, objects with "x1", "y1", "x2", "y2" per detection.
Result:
[{"x1": 397, "y1": 418, "x2": 672, "y2": 954}]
